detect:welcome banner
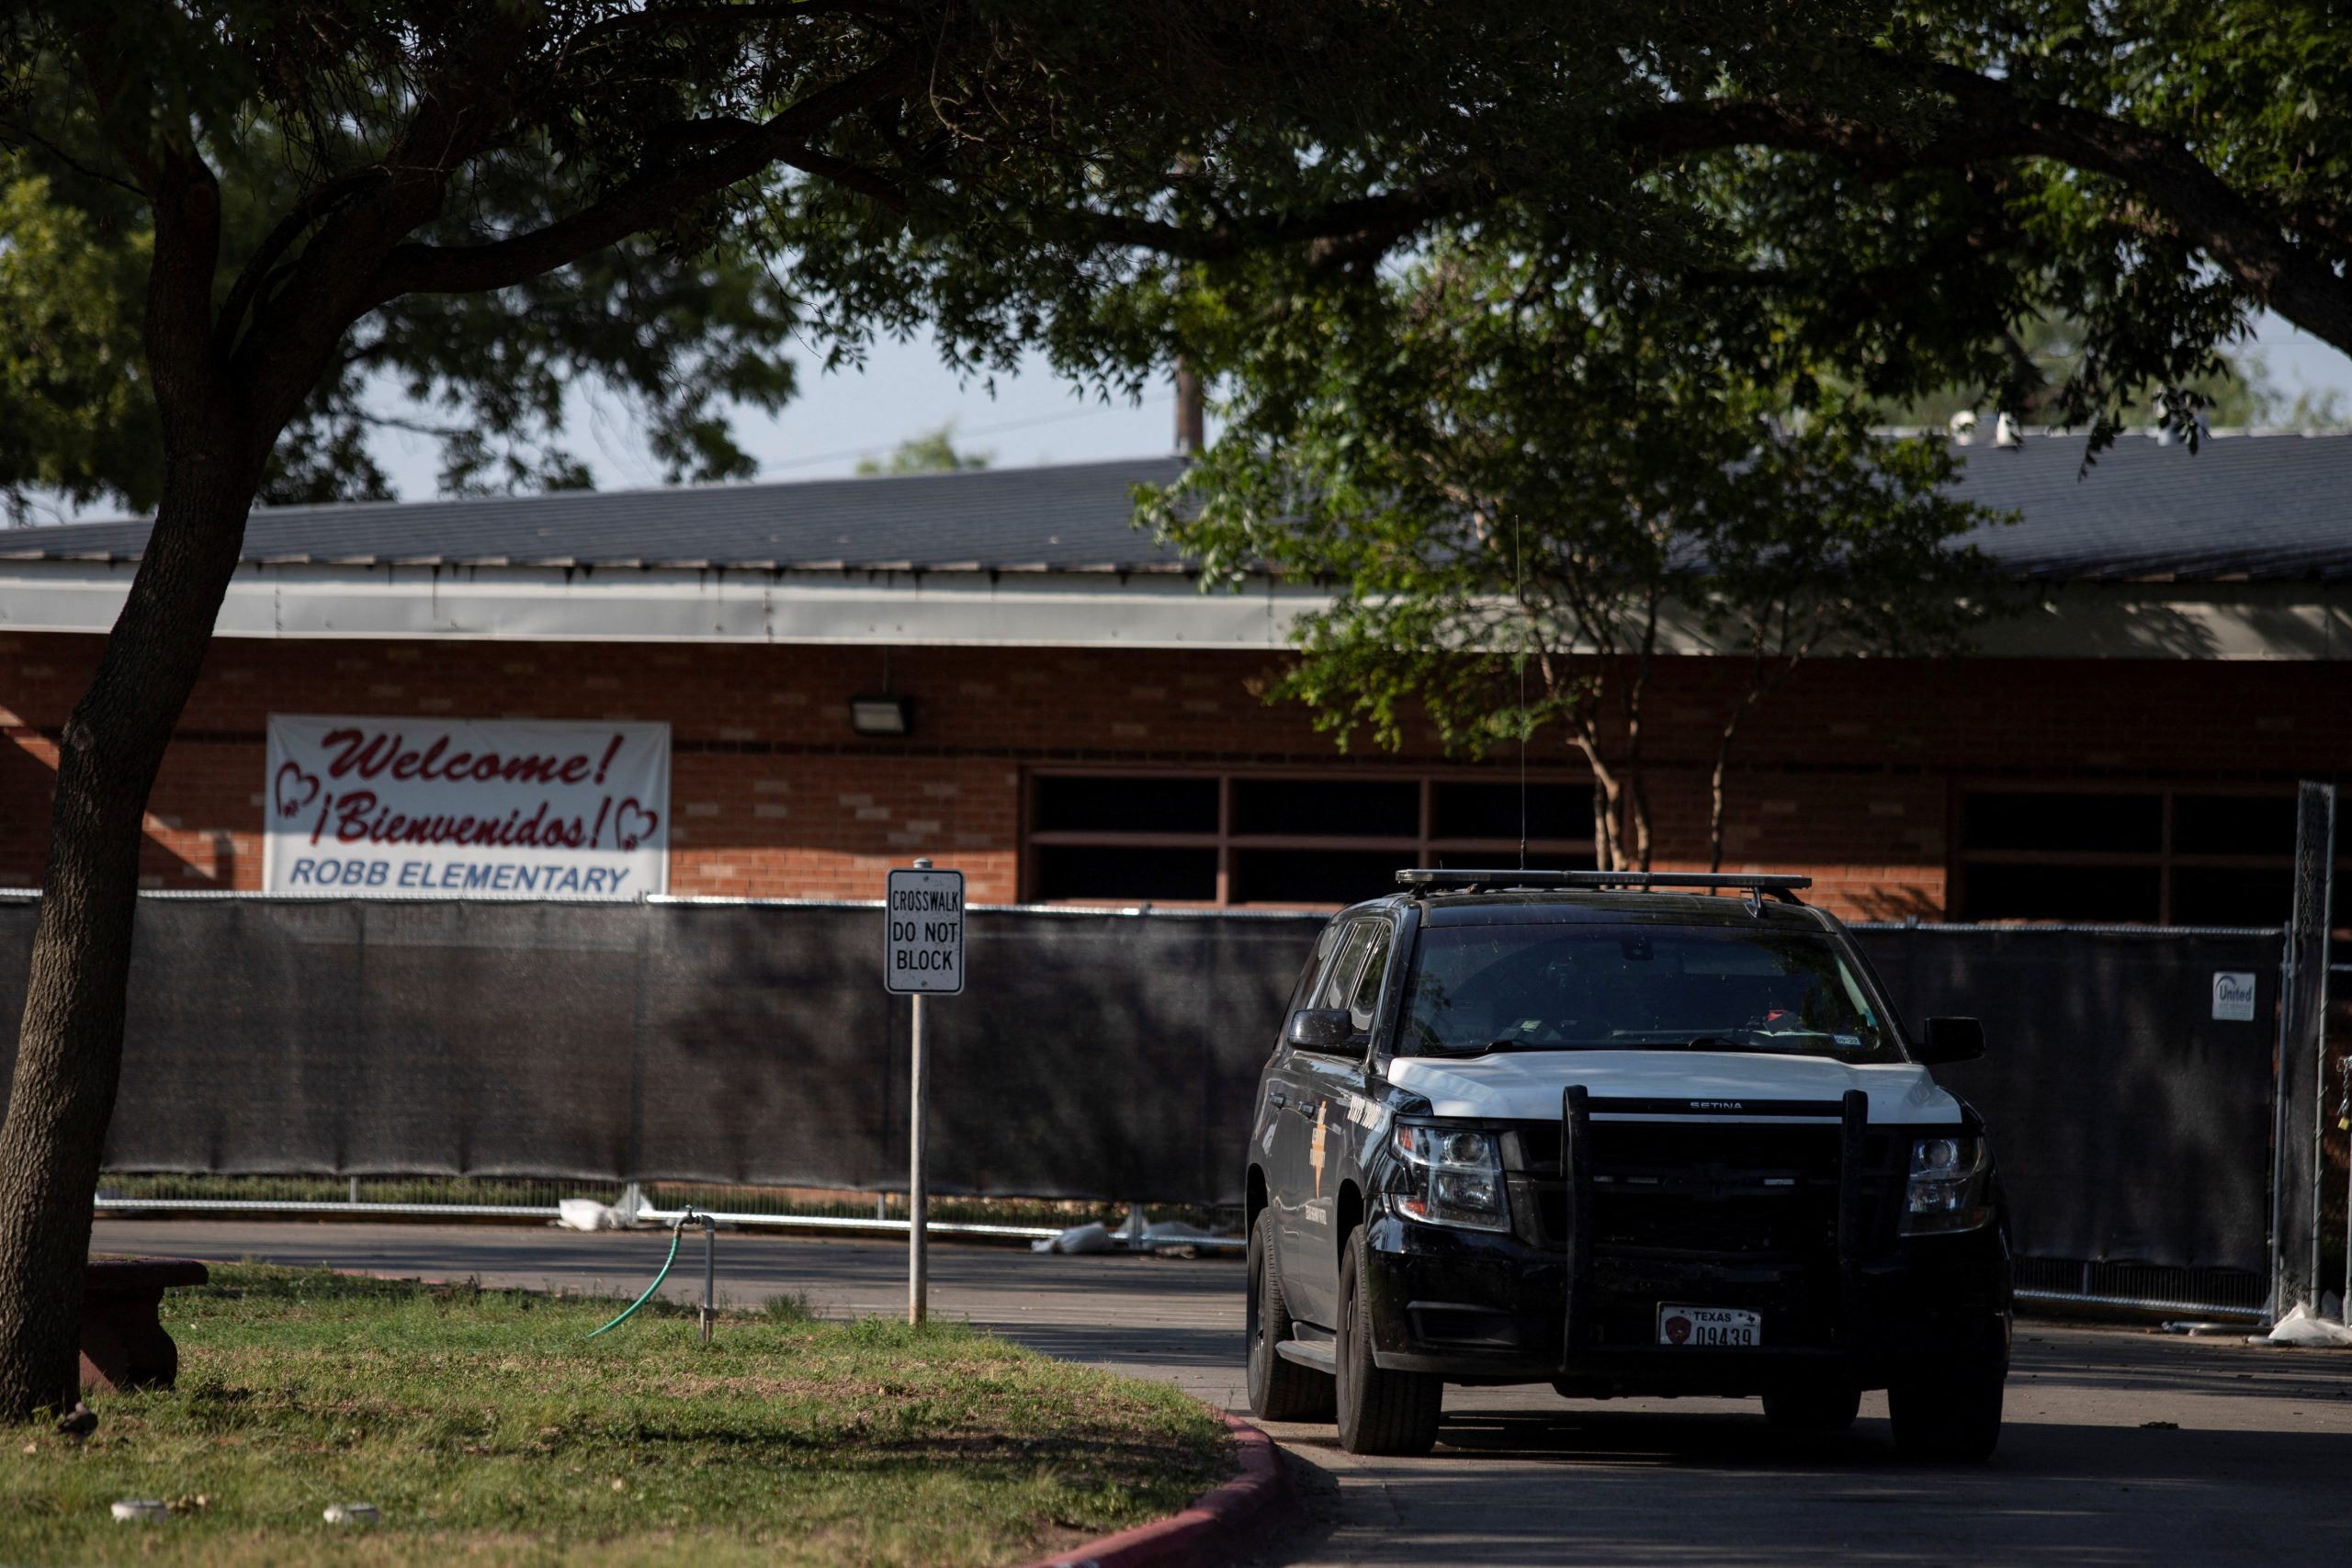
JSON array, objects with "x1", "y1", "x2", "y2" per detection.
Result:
[{"x1": 263, "y1": 716, "x2": 670, "y2": 897}]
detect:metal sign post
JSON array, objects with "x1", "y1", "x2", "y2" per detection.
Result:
[
  {"x1": 910, "y1": 985, "x2": 927, "y2": 1323},
  {"x1": 2274, "y1": 784, "x2": 2336, "y2": 1322},
  {"x1": 886, "y1": 859, "x2": 965, "y2": 1325}
]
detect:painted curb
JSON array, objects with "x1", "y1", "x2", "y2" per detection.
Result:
[{"x1": 1023, "y1": 1413, "x2": 1291, "y2": 1568}]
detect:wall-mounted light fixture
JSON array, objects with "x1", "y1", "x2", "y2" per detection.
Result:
[{"x1": 849, "y1": 694, "x2": 914, "y2": 736}]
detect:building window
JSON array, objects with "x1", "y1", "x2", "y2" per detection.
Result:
[
  {"x1": 1024, "y1": 772, "x2": 1596, "y2": 907},
  {"x1": 1956, "y1": 787, "x2": 2347, "y2": 927}
]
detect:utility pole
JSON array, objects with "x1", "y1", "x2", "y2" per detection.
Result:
[{"x1": 1174, "y1": 360, "x2": 1205, "y2": 457}]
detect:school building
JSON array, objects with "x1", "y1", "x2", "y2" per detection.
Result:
[{"x1": 1, "y1": 432, "x2": 2347, "y2": 924}]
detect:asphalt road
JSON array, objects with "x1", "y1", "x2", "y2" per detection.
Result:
[{"x1": 96, "y1": 1219, "x2": 2352, "y2": 1567}]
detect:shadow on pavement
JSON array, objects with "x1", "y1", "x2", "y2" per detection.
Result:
[
  {"x1": 1260, "y1": 1404, "x2": 2352, "y2": 1567},
  {"x1": 1243, "y1": 1335, "x2": 2352, "y2": 1567}
]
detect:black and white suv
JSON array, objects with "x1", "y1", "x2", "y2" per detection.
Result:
[{"x1": 1244, "y1": 870, "x2": 2011, "y2": 1460}]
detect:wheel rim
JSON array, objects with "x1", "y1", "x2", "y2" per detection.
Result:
[
  {"x1": 1247, "y1": 1240, "x2": 1266, "y2": 1384},
  {"x1": 1336, "y1": 1260, "x2": 1357, "y2": 1431}
]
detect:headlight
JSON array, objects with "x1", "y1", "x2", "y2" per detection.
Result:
[
  {"x1": 1393, "y1": 1124, "x2": 1509, "y2": 1232},
  {"x1": 1901, "y1": 1134, "x2": 1993, "y2": 1235}
]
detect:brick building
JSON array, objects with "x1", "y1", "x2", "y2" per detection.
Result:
[{"x1": 2, "y1": 434, "x2": 2346, "y2": 923}]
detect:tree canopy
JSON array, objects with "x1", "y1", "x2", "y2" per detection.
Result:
[
  {"x1": 1148, "y1": 246, "x2": 2008, "y2": 870},
  {"x1": 0, "y1": 141, "x2": 799, "y2": 519},
  {"x1": 0, "y1": 0, "x2": 1644, "y2": 524},
  {"x1": 855, "y1": 422, "x2": 991, "y2": 476},
  {"x1": 11, "y1": 2, "x2": 2352, "y2": 523}
]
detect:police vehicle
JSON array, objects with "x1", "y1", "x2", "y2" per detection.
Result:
[{"x1": 1245, "y1": 870, "x2": 2010, "y2": 1459}]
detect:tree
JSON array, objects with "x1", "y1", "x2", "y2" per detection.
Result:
[
  {"x1": 1688, "y1": 437, "x2": 2004, "y2": 871},
  {"x1": 0, "y1": 152, "x2": 153, "y2": 523},
  {"x1": 0, "y1": 0, "x2": 1782, "y2": 1421},
  {"x1": 1097, "y1": 5, "x2": 2352, "y2": 460},
  {"x1": 1877, "y1": 315, "x2": 2346, "y2": 434},
  {"x1": 0, "y1": 142, "x2": 799, "y2": 521},
  {"x1": 1147, "y1": 249, "x2": 2007, "y2": 871},
  {"x1": 854, "y1": 422, "x2": 991, "y2": 476},
  {"x1": 1609, "y1": 2, "x2": 2352, "y2": 446}
]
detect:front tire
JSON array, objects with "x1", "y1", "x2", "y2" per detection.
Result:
[
  {"x1": 1247, "y1": 1212, "x2": 1333, "y2": 1421},
  {"x1": 1888, "y1": 1334, "x2": 2006, "y2": 1461},
  {"x1": 1334, "y1": 1227, "x2": 1441, "y2": 1456}
]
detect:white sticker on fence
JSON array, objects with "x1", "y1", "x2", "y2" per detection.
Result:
[
  {"x1": 2211, "y1": 971, "x2": 2257, "y2": 1021},
  {"x1": 886, "y1": 868, "x2": 965, "y2": 995},
  {"x1": 262, "y1": 716, "x2": 670, "y2": 897}
]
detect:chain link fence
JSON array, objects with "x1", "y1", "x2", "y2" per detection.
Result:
[{"x1": 0, "y1": 891, "x2": 2291, "y2": 1313}]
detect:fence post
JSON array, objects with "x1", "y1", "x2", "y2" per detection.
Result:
[{"x1": 2273, "y1": 782, "x2": 2336, "y2": 1322}]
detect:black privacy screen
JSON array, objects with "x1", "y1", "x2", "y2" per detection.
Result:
[{"x1": 0, "y1": 898, "x2": 2277, "y2": 1268}]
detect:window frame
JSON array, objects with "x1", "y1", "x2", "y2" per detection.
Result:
[
  {"x1": 1952, "y1": 781, "x2": 2349, "y2": 927},
  {"x1": 1345, "y1": 921, "x2": 1396, "y2": 1032},
  {"x1": 1315, "y1": 919, "x2": 1382, "y2": 1012},
  {"x1": 1021, "y1": 765, "x2": 1597, "y2": 908}
]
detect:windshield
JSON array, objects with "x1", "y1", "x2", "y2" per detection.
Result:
[{"x1": 1398, "y1": 922, "x2": 1904, "y2": 1063}]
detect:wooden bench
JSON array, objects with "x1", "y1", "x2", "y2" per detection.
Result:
[{"x1": 82, "y1": 1257, "x2": 209, "y2": 1394}]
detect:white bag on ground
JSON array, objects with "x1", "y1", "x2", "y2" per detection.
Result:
[
  {"x1": 1032, "y1": 1222, "x2": 1113, "y2": 1255},
  {"x1": 2250, "y1": 1303, "x2": 2352, "y2": 1348},
  {"x1": 556, "y1": 1198, "x2": 628, "y2": 1233}
]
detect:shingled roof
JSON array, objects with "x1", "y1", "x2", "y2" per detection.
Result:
[
  {"x1": 1950, "y1": 433, "x2": 2352, "y2": 581},
  {"x1": 7, "y1": 434, "x2": 2349, "y2": 581}
]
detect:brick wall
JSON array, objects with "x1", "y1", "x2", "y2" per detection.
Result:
[{"x1": 2, "y1": 630, "x2": 2345, "y2": 919}]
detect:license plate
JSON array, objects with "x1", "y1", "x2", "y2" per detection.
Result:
[{"x1": 1657, "y1": 1304, "x2": 1760, "y2": 1348}]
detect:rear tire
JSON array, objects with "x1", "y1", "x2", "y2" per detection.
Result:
[
  {"x1": 1334, "y1": 1227, "x2": 1442, "y2": 1456},
  {"x1": 1888, "y1": 1333, "x2": 2006, "y2": 1461},
  {"x1": 1763, "y1": 1382, "x2": 1861, "y2": 1434},
  {"x1": 1247, "y1": 1212, "x2": 1334, "y2": 1421}
]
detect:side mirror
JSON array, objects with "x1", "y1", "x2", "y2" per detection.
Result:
[
  {"x1": 1917, "y1": 1016, "x2": 1985, "y2": 1066},
  {"x1": 1287, "y1": 1008, "x2": 1360, "y2": 1054}
]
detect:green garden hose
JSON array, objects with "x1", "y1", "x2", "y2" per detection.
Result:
[{"x1": 583, "y1": 1224, "x2": 684, "y2": 1338}]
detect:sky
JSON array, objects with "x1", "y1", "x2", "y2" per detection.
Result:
[
  {"x1": 365, "y1": 310, "x2": 2352, "y2": 503},
  {"x1": 368, "y1": 331, "x2": 1204, "y2": 501}
]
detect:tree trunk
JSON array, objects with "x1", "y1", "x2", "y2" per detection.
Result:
[
  {"x1": 1593, "y1": 771, "x2": 1622, "y2": 871},
  {"x1": 1619, "y1": 626, "x2": 1658, "y2": 874},
  {"x1": 1577, "y1": 742, "x2": 1624, "y2": 872},
  {"x1": 1624, "y1": 773, "x2": 1654, "y2": 873},
  {"x1": 0, "y1": 445, "x2": 258, "y2": 1420}
]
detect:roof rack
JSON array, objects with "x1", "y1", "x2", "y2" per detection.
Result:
[{"x1": 1395, "y1": 869, "x2": 1811, "y2": 906}]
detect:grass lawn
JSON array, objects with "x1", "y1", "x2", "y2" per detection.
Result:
[{"x1": 2, "y1": 1264, "x2": 1230, "y2": 1566}]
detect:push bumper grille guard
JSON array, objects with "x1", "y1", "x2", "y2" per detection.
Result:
[{"x1": 1558, "y1": 1087, "x2": 1871, "y2": 1359}]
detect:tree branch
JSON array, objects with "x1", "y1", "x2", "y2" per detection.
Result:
[
  {"x1": 775, "y1": 144, "x2": 907, "y2": 213},
  {"x1": 1058, "y1": 173, "x2": 1492, "y2": 265},
  {"x1": 141, "y1": 140, "x2": 230, "y2": 442},
  {"x1": 559, "y1": 0, "x2": 912, "y2": 63},
  {"x1": 1925, "y1": 63, "x2": 2352, "y2": 352},
  {"x1": 0, "y1": 120, "x2": 145, "y2": 200},
  {"x1": 368, "y1": 46, "x2": 923, "y2": 300},
  {"x1": 1620, "y1": 97, "x2": 2035, "y2": 177},
  {"x1": 1619, "y1": 67, "x2": 2352, "y2": 355},
  {"x1": 213, "y1": 165, "x2": 395, "y2": 361}
]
